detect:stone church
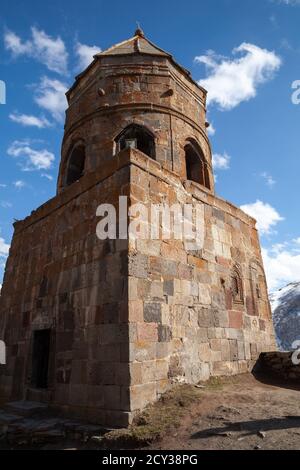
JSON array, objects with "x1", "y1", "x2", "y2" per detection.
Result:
[{"x1": 0, "y1": 30, "x2": 275, "y2": 427}]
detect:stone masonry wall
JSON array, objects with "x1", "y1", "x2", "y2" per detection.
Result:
[
  {"x1": 0, "y1": 151, "x2": 133, "y2": 427},
  {"x1": 0, "y1": 148, "x2": 276, "y2": 425},
  {"x1": 126, "y1": 149, "x2": 276, "y2": 413}
]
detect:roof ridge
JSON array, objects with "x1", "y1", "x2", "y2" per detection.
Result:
[
  {"x1": 141, "y1": 36, "x2": 172, "y2": 57},
  {"x1": 94, "y1": 34, "x2": 171, "y2": 58},
  {"x1": 68, "y1": 32, "x2": 206, "y2": 98},
  {"x1": 93, "y1": 35, "x2": 138, "y2": 58}
]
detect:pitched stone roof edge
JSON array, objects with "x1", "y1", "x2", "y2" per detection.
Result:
[{"x1": 66, "y1": 35, "x2": 207, "y2": 99}]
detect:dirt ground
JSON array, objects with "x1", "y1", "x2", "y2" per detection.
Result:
[
  {"x1": 146, "y1": 374, "x2": 300, "y2": 450},
  {"x1": 1, "y1": 373, "x2": 300, "y2": 450}
]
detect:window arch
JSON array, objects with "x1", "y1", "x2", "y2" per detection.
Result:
[
  {"x1": 249, "y1": 259, "x2": 272, "y2": 319},
  {"x1": 115, "y1": 124, "x2": 155, "y2": 159},
  {"x1": 249, "y1": 260, "x2": 267, "y2": 307},
  {"x1": 184, "y1": 139, "x2": 210, "y2": 189},
  {"x1": 231, "y1": 265, "x2": 244, "y2": 304},
  {"x1": 65, "y1": 143, "x2": 86, "y2": 186}
]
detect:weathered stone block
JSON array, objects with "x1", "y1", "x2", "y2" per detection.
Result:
[
  {"x1": 128, "y1": 253, "x2": 149, "y2": 278},
  {"x1": 144, "y1": 302, "x2": 162, "y2": 323},
  {"x1": 168, "y1": 355, "x2": 184, "y2": 379},
  {"x1": 137, "y1": 323, "x2": 158, "y2": 342},
  {"x1": 213, "y1": 309, "x2": 229, "y2": 328},
  {"x1": 156, "y1": 342, "x2": 170, "y2": 359},
  {"x1": 220, "y1": 339, "x2": 231, "y2": 361},
  {"x1": 150, "y1": 281, "x2": 164, "y2": 298},
  {"x1": 128, "y1": 300, "x2": 144, "y2": 323},
  {"x1": 229, "y1": 340, "x2": 239, "y2": 361},
  {"x1": 228, "y1": 310, "x2": 244, "y2": 329},
  {"x1": 87, "y1": 385, "x2": 105, "y2": 408},
  {"x1": 104, "y1": 385, "x2": 121, "y2": 410},
  {"x1": 158, "y1": 325, "x2": 172, "y2": 342},
  {"x1": 163, "y1": 280, "x2": 174, "y2": 296},
  {"x1": 237, "y1": 341, "x2": 245, "y2": 360},
  {"x1": 198, "y1": 284, "x2": 212, "y2": 305},
  {"x1": 198, "y1": 342, "x2": 211, "y2": 362},
  {"x1": 210, "y1": 338, "x2": 221, "y2": 351},
  {"x1": 197, "y1": 308, "x2": 214, "y2": 328},
  {"x1": 128, "y1": 383, "x2": 157, "y2": 411}
]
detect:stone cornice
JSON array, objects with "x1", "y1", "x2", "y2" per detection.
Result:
[{"x1": 13, "y1": 148, "x2": 256, "y2": 237}]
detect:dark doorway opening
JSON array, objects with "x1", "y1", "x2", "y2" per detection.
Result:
[{"x1": 31, "y1": 329, "x2": 51, "y2": 389}]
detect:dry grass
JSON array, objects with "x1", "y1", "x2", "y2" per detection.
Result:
[{"x1": 100, "y1": 376, "x2": 242, "y2": 448}]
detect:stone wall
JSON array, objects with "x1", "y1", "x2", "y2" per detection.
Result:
[
  {"x1": 258, "y1": 352, "x2": 300, "y2": 381},
  {"x1": 0, "y1": 148, "x2": 276, "y2": 425},
  {"x1": 126, "y1": 149, "x2": 276, "y2": 412},
  {"x1": 0, "y1": 151, "x2": 133, "y2": 427}
]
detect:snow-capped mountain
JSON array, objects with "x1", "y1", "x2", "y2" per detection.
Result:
[{"x1": 270, "y1": 282, "x2": 300, "y2": 351}]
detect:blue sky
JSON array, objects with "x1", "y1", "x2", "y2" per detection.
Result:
[{"x1": 0, "y1": 0, "x2": 300, "y2": 290}]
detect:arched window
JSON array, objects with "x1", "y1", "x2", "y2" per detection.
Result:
[
  {"x1": 250, "y1": 261, "x2": 267, "y2": 302},
  {"x1": 231, "y1": 265, "x2": 244, "y2": 304},
  {"x1": 65, "y1": 144, "x2": 86, "y2": 186},
  {"x1": 115, "y1": 124, "x2": 155, "y2": 159},
  {"x1": 249, "y1": 260, "x2": 271, "y2": 319},
  {"x1": 184, "y1": 139, "x2": 210, "y2": 189}
]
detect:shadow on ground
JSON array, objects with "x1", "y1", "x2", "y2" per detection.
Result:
[
  {"x1": 252, "y1": 367, "x2": 300, "y2": 393},
  {"x1": 191, "y1": 415, "x2": 300, "y2": 440}
]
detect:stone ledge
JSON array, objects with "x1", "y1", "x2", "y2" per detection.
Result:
[
  {"x1": 13, "y1": 147, "x2": 256, "y2": 238},
  {"x1": 13, "y1": 148, "x2": 132, "y2": 235},
  {"x1": 129, "y1": 149, "x2": 257, "y2": 228}
]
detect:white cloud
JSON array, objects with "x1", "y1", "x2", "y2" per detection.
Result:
[
  {"x1": 274, "y1": 0, "x2": 300, "y2": 4},
  {"x1": 75, "y1": 42, "x2": 101, "y2": 70},
  {"x1": 9, "y1": 112, "x2": 51, "y2": 129},
  {"x1": 0, "y1": 184, "x2": 7, "y2": 188},
  {"x1": 8, "y1": 140, "x2": 55, "y2": 171},
  {"x1": 0, "y1": 201, "x2": 12, "y2": 208},
  {"x1": 196, "y1": 43, "x2": 281, "y2": 110},
  {"x1": 0, "y1": 237, "x2": 10, "y2": 258},
  {"x1": 212, "y1": 152, "x2": 230, "y2": 170},
  {"x1": 261, "y1": 172, "x2": 276, "y2": 187},
  {"x1": 262, "y1": 244, "x2": 300, "y2": 291},
  {"x1": 207, "y1": 122, "x2": 216, "y2": 136},
  {"x1": 240, "y1": 200, "x2": 284, "y2": 235},
  {"x1": 13, "y1": 180, "x2": 26, "y2": 189},
  {"x1": 41, "y1": 173, "x2": 54, "y2": 181},
  {"x1": 4, "y1": 27, "x2": 68, "y2": 75},
  {"x1": 34, "y1": 76, "x2": 68, "y2": 122},
  {"x1": 4, "y1": 30, "x2": 31, "y2": 55}
]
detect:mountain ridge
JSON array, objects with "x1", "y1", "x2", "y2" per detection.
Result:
[{"x1": 270, "y1": 281, "x2": 300, "y2": 351}]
